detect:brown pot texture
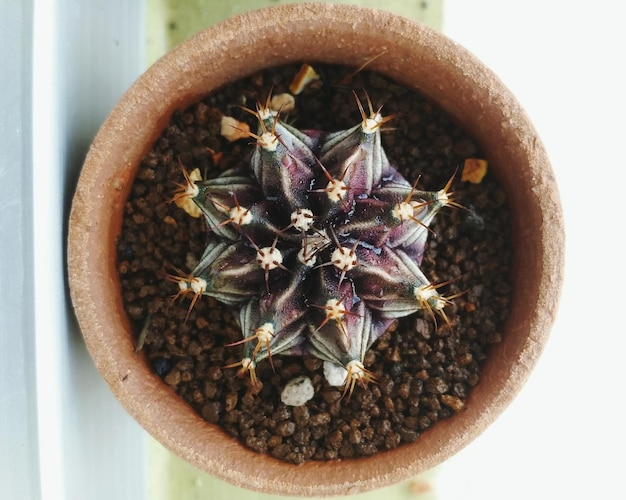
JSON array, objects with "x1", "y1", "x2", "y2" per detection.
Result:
[{"x1": 67, "y1": 3, "x2": 564, "y2": 496}]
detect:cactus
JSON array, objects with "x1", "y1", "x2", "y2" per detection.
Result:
[{"x1": 172, "y1": 93, "x2": 458, "y2": 397}]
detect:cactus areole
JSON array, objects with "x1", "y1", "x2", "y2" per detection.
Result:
[{"x1": 173, "y1": 94, "x2": 458, "y2": 398}]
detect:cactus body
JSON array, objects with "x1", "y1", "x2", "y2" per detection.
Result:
[{"x1": 176, "y1": 98, "x2": 454, "y2": 394}]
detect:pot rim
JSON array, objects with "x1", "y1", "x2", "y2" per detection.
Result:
[{"x1": 67, "y1": 2, "x2": 564, "y2": 496}]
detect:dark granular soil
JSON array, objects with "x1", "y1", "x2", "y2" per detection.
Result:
[{"x1": 117, "y1": 63, "x2": 512, "y2": 464}]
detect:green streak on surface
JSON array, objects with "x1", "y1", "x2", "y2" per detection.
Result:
[
  {"x1": 149, "y1": 437, "x2": 438, "y2": 500},
  {"x1": 147, "y1": 0, "x2": 443, "y2": 64}
]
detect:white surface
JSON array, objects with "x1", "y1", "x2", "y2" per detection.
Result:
[
  {"x1": 1, "y1": 2, "x2": 39, "y2": 499},
  {"x1": 439, "y1": 1, "x2": 626, "y2": 499},
  {"x1": 31, "y1": 1, "x2": 148, "y2": 499}
]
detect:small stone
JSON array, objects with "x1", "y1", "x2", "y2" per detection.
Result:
[
  {"x1": 273, "y1": 404, "x2": 291, "y2": 421},
  {"x1": 136, "y1": 165, "x2": 156, "y2": 182},
  {"x1": 281, "y1": 375, "x2": 315, "y2": 406},
  {"x1": 441, "y1": 394, "x2": 465, "y2": 412},
  {"x1": 280, "y1": 363, "x2": 302, "y2": 379},
  {"x1": 385, "y1": 345, "x2": 402, "y2": 362},
  {"x1": 275, "y1": 421, "x2": 296, "y2": 437},
  {"x1": 326, "y1": 429, "x2": 343, "y2": 450},
  {"x1": 462, "y1": 158, "x2": 488, "y2": 184},
  {"x1": 127, "y1": 305, "x2": 144, "y2": 320},
  {"x1": 385, "y1": 432, "x2": 401, "y2": 449},
  {"x1": 303, "y1": 356, "x2": 323, "y2": 372},
  {"x1": 191, "y1": 388, "x2": 204, "y2": 404},
  {"x1": 245, "y1": 435, "x2": 268, "y2": 454},
  {"x1": 399, "y1": 428, "x2": 419, "y2": 443},
  {"x1": 267, "y1": 435, "x2": 282, "y2": 448},
  {"x1": 224, "y1": 392, "x2": 238, "y2": 412},
  {"x1": 457, "y1": 352, "x2": 473, "y2": 366},
  {"x1": 293, "y1": 427, "x2": 311, "y2": 446},
  {"x1": 354, "y1": 442, "x2": 377, "y2": 456},
  {"x1": 204, "y1": 381, "x2": 218, "y2": 399},
  {"x1": 323, "y1": 361, "x2": 347, "y2": 387},
  {"x1": 163, "y1": 215, "x2": 177, "y2": 226},
  {"x1": 293, "y1": 405, "x2": 310, "y2": 427},
  {"x1": 201, "y1": 401, "x2": 221, "y2": 424},
  {"x1": 270, "y1": 93, "x2": 296, "y2": 114},
  {"x1": 309, "y1": 412, "x2": 331, "y2": 427},
  {"x1": 206, "y1": 366, "x2": 222, "y2": 381},
  {"x1": 164, "y1": 368, "x2": 181, "y2": 387},
  {"x1": 270, "y1": 443, "x2": 290, "y2": 460},
  {"x1": 320, "y1": 388, "x2": 342, "y2": 405},
  {"x1": 349, "y1": 429, "x2": 362, "y2": 444},
  {"x1": 425, "y1": 377, "x2": 449, "y2": 395},
  {"x1": 376, "y1": 419, "x2": 392, "y2": 436},
  {"x1": 289, "y1": 63, "x2": 320, "y2": 95},
  {"x1": 414, "y1": 317, "x2": 432, "y2": 338},
  {"x1": 339, "y1": 442, "x2": 355, "y2": 458},
  {"x1": 397, "y1": 382, "x2": 411, "y2": 399},
  {"x1": 220, "y1": 116, "x2": 250, "y2": 142}
]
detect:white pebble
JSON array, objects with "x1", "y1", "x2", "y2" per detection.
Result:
[
  {"x1": 280, "y1": 375, "x2": 314, "y2": 406},
  {"x1": 323, "y1": 361, "x2": 347, "y2": 387}
]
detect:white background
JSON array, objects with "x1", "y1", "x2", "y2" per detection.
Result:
[{"x1": 439, "y1": 1, "x2": 626, "y2": 498}]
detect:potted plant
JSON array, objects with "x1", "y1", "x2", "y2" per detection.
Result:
[{"x1": 67, "y1": 3, "x2": 564, "y2": 496}]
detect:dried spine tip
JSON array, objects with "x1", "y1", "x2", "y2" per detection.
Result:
[
  {"x1": 220, "y1": 116, "x2": 251, "y2": 142},
  {"x1": 172, "y1": 87, "x2": 458, "y2": 400},
  {"x1": 289, "y1": 63, "x2": 320, "y2": 95},
  {"x1": 173, "y1": 167, "x2": 202, "y2": 217}
]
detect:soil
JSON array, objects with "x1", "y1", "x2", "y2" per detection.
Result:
[{"x1": 117, "y1": 63, "x2": 512, "y2": 464}]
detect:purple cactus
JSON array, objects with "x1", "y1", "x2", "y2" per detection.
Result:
[{"x1": 173, "y1": 95, "x2": 457, "y2": 397}]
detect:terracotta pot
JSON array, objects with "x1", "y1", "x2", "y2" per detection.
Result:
[{"x1": 68, "y1": 3, "x2": 564, "y2": 496}]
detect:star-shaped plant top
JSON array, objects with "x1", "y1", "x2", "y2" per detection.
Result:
[{"x1": 172, "y1": 93, "x2": 458, "y2": 397}]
